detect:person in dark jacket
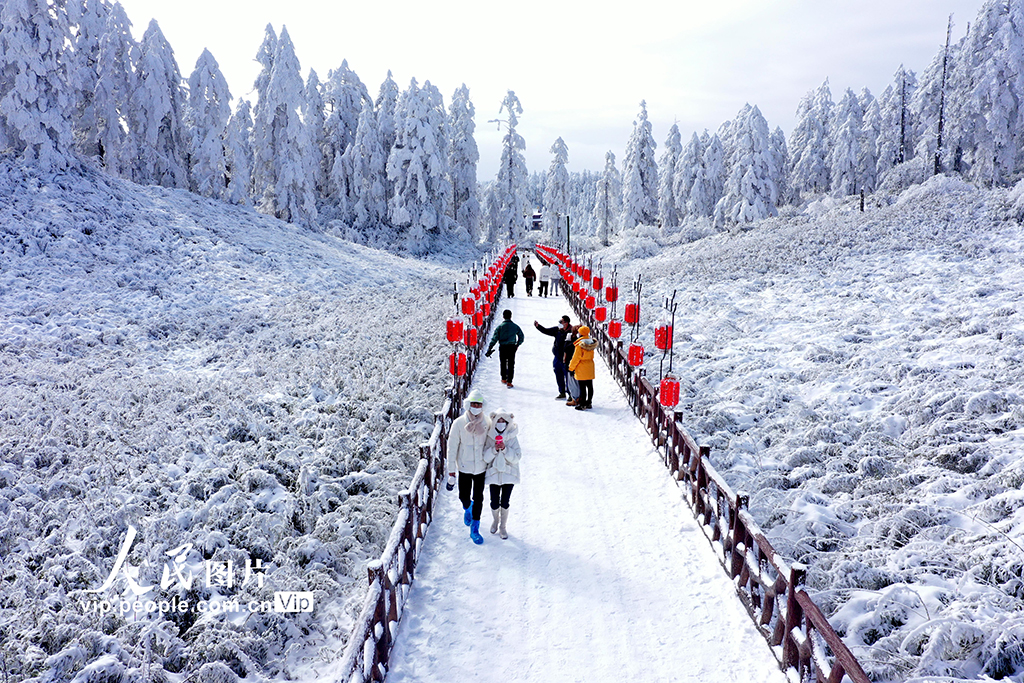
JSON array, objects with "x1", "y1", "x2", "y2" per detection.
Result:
[
  {"x1": 486, "y1": 310, "x2": 525, "y2": 387},
  {"x1": 533, "y1": 314, "x2": 572, "y2": 399},
  {"x1": 522, "y1": 261, "x2": 537, "y2": 296},
  {"x1": 503, "y1": 260, "x2": 518, "y2": 297}
]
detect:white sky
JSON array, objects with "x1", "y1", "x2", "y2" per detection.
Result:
[{"x1": 116, "y1": 0, "x2": 985, "y2": 178}]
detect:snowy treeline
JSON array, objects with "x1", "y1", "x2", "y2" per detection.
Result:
[{"x1": 0, "y1": 1, "x2": 483, "y2": 254}]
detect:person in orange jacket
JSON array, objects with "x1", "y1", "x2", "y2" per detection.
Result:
[{"x1": 568, "y1": 325, "x2": 598, "y2": 410}]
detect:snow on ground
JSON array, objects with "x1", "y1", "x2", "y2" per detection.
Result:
[
  {"x1": 388, "y1": 291, "x2": 789, "y2": 683},
  {"x1": 592, "y1": 176, "x2": 1024, "y2": 681},
  {"x1": 0, "y1": 161, "x2": 473, "y2": 682}
]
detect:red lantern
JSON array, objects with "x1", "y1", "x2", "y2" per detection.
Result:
[
  {"x1": 628, "y1": 344, "x2": 644, "y2": 366},
  {"x1": 482, "y1": 301, "x2": 491, "y2": 317},
  {"x1": 585, "y1": 295, "x2": 596, "y2": 310},
  {"x1": 595, "y1": 306, "x2": 607, "y2": 322},
  {"x1": 464, "y1": 328, "x2": 478, "y2": 347},
  {"x1": 592, "y1": 276, "x2": 603, "y2": 291},
  {"x1": 461, "y1": 297, "x2": 475, "y2": 315},
  {"x1": 625, "y1": 303, "x2": 640, "y2": 325},
  {"x1": 572, "y1": 280, "x2": 582, "y2": 293},
  {"x1": 655, "y1": 325, "x2": 673, "y2": 350},
  {"x1": 449, "y1": 352, "x2": 467, "y2": 376},
  {"x1": 446, "y1": 318, "x2": 464, "y2": 343},
  {"x1": 582, "y1": 268, "x2": 591, "y2": 281},
  {"x1": 473, "y1": 311, "x2": 484, "y2": 327},
  {"x1": 605, "y1": 286, "x2": 618, "y2": 302},
  {"x1": 608, "y1": 320, "x2": 622, "y2": 339},
  {"x1": 660, "y1": 377, "x2": 680, "y2": 408}
]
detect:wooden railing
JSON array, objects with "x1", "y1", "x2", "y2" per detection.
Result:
[
  {"x1": 332, "y1": 254, "x2": 505, "y2": 683},
  {"x1": 545, "y1": 245, "x2": 871, "y2": 683}
]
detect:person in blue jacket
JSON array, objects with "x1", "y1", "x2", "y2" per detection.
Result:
[{"x1": 485, "y1": 310, "x2": 525, "y2": 387}]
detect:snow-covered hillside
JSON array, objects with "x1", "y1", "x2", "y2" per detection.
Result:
[
  {"x1": 595, "y1": 176, "x2": 1024, "y2": 681},
  {"x1": 0, "y1": 160, "x2": 470, "y2": 682}
]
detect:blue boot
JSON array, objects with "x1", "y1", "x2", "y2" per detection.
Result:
[
  {"x1": 464, "y1": 505, "x2": 472, "y2": 526},
  {"x1": 470, "y1": 520, "x2": 484, "y2": 545}
]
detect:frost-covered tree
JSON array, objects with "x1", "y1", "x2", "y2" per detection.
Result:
[
  {"x1": 251, "y1": 26, "x2": 317, "y2": 226},
  {"x1": 877, "y1": 66, "x2": 917, "y2": 176},
  {"x1": 344, "y1": 100, "x2": 387, "y2": 242},
  {"x1": 859, "y1": 89, "x2": 880, "y2": 193},
  {"x1": 303, "y1": 69, "x2": 329, "y2": 200},
  {"x1": 788, "y1": 79, "x2": 832, "y2": 198},
  {"x1": 186, "y1": 49, "x2": 231, "y2": 200},
  {"x1": 544, "y1": 136, "x2": 569, "y2": 244},
  {"x1": 70, "y1": 0, "x2": 111, "y2": 158},
  {"x1": 689, "y1": 134, "x2": 724, "y2": 218},
  {"x1": 621, "y1": 100, "x2": 658, "y2": 229},
  {"x1": 91, "y1": 1, "x2": 137, "y2": 176},
  {"x1": 448, "y1": 84, "x2": 480, "y2": 240},
  {"x1": 375, "y1": 70, "x2": 400, "y2": 205},
  {"x1": 829, "y1": 88, "x2": 865, "y2": 197},
  {"x1": 769, "y1": 126, "x2": 789, "y2": 207},
  {"x1": 324, "y1": 59, "x2": 370, "y2": 216},
  {"x1": 673, "y1": 132, "x2": 704, "y2": 219},
  {"x1": 223, "y1": 99, "x2": 253, "y2": 206},
  {"x1": 594, "y1": 151, "x2": 621, "y2": 246},
  {"x1": 0, "y1": 0, "x2": 75, "y2": 170},
  {"x1": 131, "y1": 20, "x2": 189, "y2": 188},
  {"x1": 493, "y1": 90, "x2": 528, "y2": 242},
  {"x1": 658, "y1": 123, "x2": 683, "y2": 229},
  {"x1": 714, "y1": 104, "x2": 777, "y2": 228}
]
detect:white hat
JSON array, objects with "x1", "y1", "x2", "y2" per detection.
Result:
[{"x1": 467, "y1": 388, "x2": 485, "y2": 404}]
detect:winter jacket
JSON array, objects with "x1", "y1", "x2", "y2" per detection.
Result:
[
  {"x1": 447, "y1": 412, "x2": 490, "y2": 475},
  {"x1": 539, "y1": 265, "x2": 551, "y2": 282},
  {"x1": 503, "y1": 265, "x2": 518, "y2": 284},
  {"x1": 523, "y1": 264, "x2": 536, "y2": 281},
  {"x1": 535, "y1": 321, "x2": 569, "y2": 358},
  {"x1": 483, "y1": 409, "x2": 521, "y2": 486},
  {"x1": 569, "y1": 326, "x2": 598, "y2": 381},
  {"x1": 549, "y1": 266, "x2": 561, "y2": 281},
  {"x1": 487, "y1": 320, "x2": 524, "y2": 353}
]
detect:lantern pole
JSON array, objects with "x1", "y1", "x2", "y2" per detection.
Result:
[
  {"x1": 631, "y1": 274, "x2": 642, "y2": 344},
  {"x1": 660, "y1": 290, "x2": 678, "y2": 382},
  {"x1": 609, "y1": 266, "x2": 618, "y2": 320}
]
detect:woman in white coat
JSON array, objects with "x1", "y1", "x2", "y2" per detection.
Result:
[
  {"x1": 483, "y1": 408, "x2": 521, "y2": 539},
  {"x1": 447, "y1": 388, "x2": 490, "y2": 545}
]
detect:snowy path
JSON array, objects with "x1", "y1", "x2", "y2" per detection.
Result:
[{"x1": 386, "y1": 288, "x2": 789, "y2": 682}]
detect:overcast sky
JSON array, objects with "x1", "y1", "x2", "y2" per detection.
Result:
[{"x1": 117, "y1": 0, "x2": 985, "y2": 179}]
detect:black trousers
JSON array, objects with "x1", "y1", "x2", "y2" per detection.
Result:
[
  {"x1": 538, "y1": 281, "x2": 549, "y2": 296},
  {"x1": 525, "y1": 279, "x2": 534, "y2": 295},
  {"x1": 578, "y1": 379, "x2": 594, "y2": 406},
  {"x1": 505, "y1": 280, "x2": 515, "y2": 296},
  {"x1": 499, "y1": 345, "x2": 518, "y2": 383},
  {"x1": 489, "y1": 484, "x2": 515, "y2": 509},
  {"x1": 459, "y1": 472, "x2": 486, "y2": 520}
]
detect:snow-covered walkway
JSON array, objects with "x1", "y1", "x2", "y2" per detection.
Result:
[{"x1": 387, "y1": 287, "x2": 789, "y2": 682}]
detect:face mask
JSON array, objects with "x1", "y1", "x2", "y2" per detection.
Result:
[
  {"x1": 496, "y1": 421, "x2": 507, "y2": 433},
  {"x1": 468, "y1": 406, "x2": 482, "y2": 416}
]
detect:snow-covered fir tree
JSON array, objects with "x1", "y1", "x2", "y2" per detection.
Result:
[
  {"x1": 829, "y1": 87, "x2": 865, "y2": 197},
  {"x1": 91, "y1": 1, "x2": 137, "y2": 176},
  {"x1": 689, "y1": 134, "x2": 725, "y2": 218},
  {"x1": 621, "y1": 100, "x2": 658, "y2": 229},
  {"x1": 344, "y1": 100, "x2": 387, "y2": 242},
  {"x1": 223, "y1": 99, "x2": 253, "y2": 206},
  {"x1": 131, "y1": 20, "x2": 189, "y2": 188},
  {"x1": 251, "y1": 26, "x2": 317, "y2": 226},
  {"x1": 859, "y1": 89, "x2": 881, "y2": 193},
  {"x1": 568, "y1": 170, "x2": 598, "y2": 237},
  {"x1": 324, "y1": 59, "x2": 370, "y2": 219},
  {"x1": 69, "y1": 0, "x2": 110, "y2": 159},
  {"x1": 714, "y1": 104, "x2": 777, "y2": 228},
  {"x1": 375, "y1": 70, "x2": 400, "y2": 205},
  {"x1": 493, "y1": 90, "x2": 528, "y2": 242},
  {"x1": 0, "y1": 0, "x2": 75, "y2": 170},
  {"x1": 658, "y1": 122, "x2": 682, "y2": 229},
  {"x1": 768, "y1": 126, "x2": 789, "y2": 207},
  {"x1": 186, "y1": 48, "x2": 231, "y2": 200},
  {"x1": 673, "y1": 132, "x2": 704, "y2": 220},
  {"x1": 448, "y1": 84, "x2": 480, "y2": 241},
  {"x1": 544, "y1": 136, "x2": 569, "y2": 244},
  {"x1": 303, "y1": 69, "x2": 330, "y2": 200},
  {"x1": 788, "y1": 79, "x2": 832, "y2": 198},
  {"x1": 877, "y1": 66, "x2": 917, "y2": 177},
  {"x1": 594, "y1": 151, "x2": 621, "y2": 246},
  {"x1": 482, "y1": 181, "x2": 502, "y2": 244}
]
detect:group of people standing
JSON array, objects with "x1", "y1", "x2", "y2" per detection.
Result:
[
  {"x1": 504, "y1": 255, "x2": 560, "y2": 298},
  {"x1": 534, "y1": 315, "x2": 597, "y2": 410}
]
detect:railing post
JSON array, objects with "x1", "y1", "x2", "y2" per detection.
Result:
[
  {"x1": 782, "y1": 563, "x2": 807, "y2": 672},
  {"x1": 730, "y1": 493, "x2": 749, "y2": 579}
]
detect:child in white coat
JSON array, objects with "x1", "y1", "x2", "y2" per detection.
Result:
[{"x1": 483, "y1": 408, "x2": 521, "y2": 540}]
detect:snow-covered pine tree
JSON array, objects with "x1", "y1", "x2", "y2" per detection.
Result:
[
  {"x1": 788, "y1": 79, "x2": 832, "y2": 199},
  {"x1": 344, "y1": 100, "x2": 387, "y2": 242},
  {"x1": 877, "y1": 66, "x2": 917, "y2": 177},
  {"x1": 859, "y1": 89, "x2": 880, "y2": 193},
  {"x1": 0, "y1": 0, "x2": 75, "y2": 170},
  {"x1": 303, "y1": 69, "x2": 329, "y2": 201},
  {"x1": 769, "y1": 126, "x2": 789, "y2": 207},
  {"x1": 620, "y1": 100, "x2": 658, "y2": 230},
  {"x1": 658, "y1": 123, "x2": 682, "y2": 230},
  {"x1": 829, "y1": 88, "x2": 864, "y2": 197},
  {"x1": 493, "y1": 90, "x2": 528, "y2": 242},
  {"x1": 132, "y1": 20, "x2": 189, "y2": 188},
  {"x1": 594, "y1": 151, "x2": 621, "y2": 246},
  {"x1": 375, "y1": 71, "x2": 400, "y2": 206},
  {"x1": 448, "y1": 84, "x2": 480, "y2": 241},
  {"x1": 544, "y1": 136, "x2": 569, "y2": 244},
  {"x1": 689, "y1": 134, "x2": 724, "y2": 218},
  {"x1": 251, "y1": 26, "x2": 317, "y2": 226},
  {"x1": 223, "y1": 99, "x2": 253, "y2": 205},
  {"x1": 482, "y1": 182, "x2": 502, "y2": 244},
  {"x1": 91, "y1": 0, "x2": 137, "y2": 177},
  {"x1": 325, "y1": 59, "x2": 370, "y2": 219},
  {"x1": 186, "y1": 48, "x2": 231, "y2": 200},
  {"x1": 70, "y1": 0, "x2": 110, "y2": 159},
  {"x1": 673, "y1": 132, "x2": 704, "y2": 219},
  {"x1": 714, "y1": 104, "x2": 777, "y2": 228}
]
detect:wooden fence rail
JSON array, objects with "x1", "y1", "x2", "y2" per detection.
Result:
[{"x1": 542, "y1": 244, "x2": 871, "y2": 683}]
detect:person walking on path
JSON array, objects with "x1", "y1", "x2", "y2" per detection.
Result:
[
  {"x1": 486, "y1": 310, "x2": 525, "y2": 387},
  {"x1": 533, "y1": 315, "x2": 572, "y2": 399},
  {"x1": 569, "y1": 325, "x2": 598, "y2": 410},
  {"x1": 447, "y1": 388, "x2": 491, "y2": 544},
  {"x1": 549, "y1": 263, "x2": 562, "y2": 296},
  {"x1": 483, "y1": 408, "x2": 521, "y2": 540},
  {"x1": 538, "y1": 262, "x2": 551, "y2": 297},
  {"x1": 522, "y1": 260, "x2": 537, "y2": 297},
  {"x1": 503, "y1": 258, "x2": 519, "y2": 298}
]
